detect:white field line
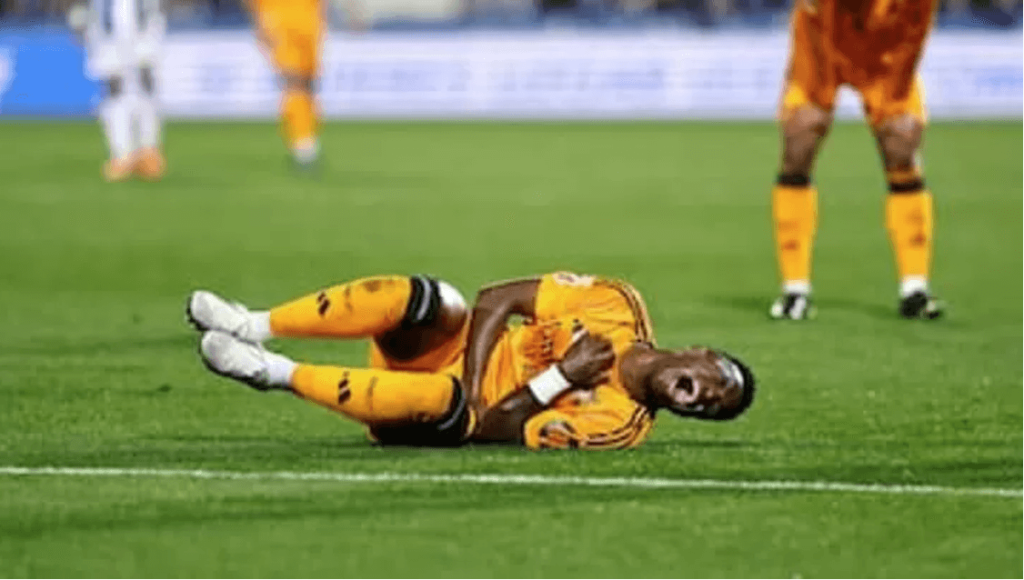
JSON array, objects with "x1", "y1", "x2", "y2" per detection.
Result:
[{"x1": 0, "y1": 466, "x2": 1020, "y2": 499}]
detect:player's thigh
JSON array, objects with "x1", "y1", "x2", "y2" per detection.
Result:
[
  {"x1": 861, "y1": 74, "x2": 927, "y2": 130},
  {"x1": 371, "y1": 278, "x2": 469, "y2": 371},
  {"x1": 86, "y1": 40, "x2": 126, "y2": 81},
  {"x1": 779, "y1": 9, "x2": 839, "y2": 120},
  {"x1": 265, "y1": 14, "x2": 321, "y2": 79}
]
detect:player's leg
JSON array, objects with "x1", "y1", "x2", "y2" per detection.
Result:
[
  {"x1": 198, "y1": 331, "x2": 472, "y2": 446},
  {"x1": 133, "y1": 65, "x2": 165, "y2": 180},
  {"x1": 769, "y1": 9, "x2": 837, "y2": 320},
  {"x1": 99, "y1": 75, "x2": 135, "y2": 182},
  {"x1": 280, "y1": 72, "x2": 320, "y2": 168},
  {"x1": 771, "y1": 105, "x2": 831, "y2": 320},
  {"x1": 866, "y1": 78, "x2": 943, "y2": 319},
  {"x1": 271, "y1": 13, "x2": 321, "y2": 168},
  {"x1": 187, "y1": 275, "x2": 468, "y2": 357}
]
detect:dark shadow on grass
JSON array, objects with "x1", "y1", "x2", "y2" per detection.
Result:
[
  {"x1": 330, "y1": 169, "x2": 439, "y2": 190},
  {"x1": 702, "y1": 295, "x2": 770, "y2": 316},
  {"x1": 636, "y1": 438, "x2": 751, "y2": 450},
  {"x1": 704, "y1": 294, "x2": 897, "y2": 321},
  {"x1": 815, "y1": 297, "x2": 894, "y2": 320}
]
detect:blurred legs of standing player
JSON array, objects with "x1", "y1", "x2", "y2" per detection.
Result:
[
  {"x1": 247, "y1": 0, "x2": 322, "y2": 169},
  {"x1": 770, "y1": 0, "x2": 944, "y2": 320},
  {"x1": 71, "y1": 0, "x2": 166, "y2": 182},
  {"x1": 134, "y1": 64, "x2": 165, "y2": 180}
]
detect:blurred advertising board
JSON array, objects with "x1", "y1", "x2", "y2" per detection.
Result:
[
  {"x1": 0, "y1": 31, "x2": 100, "y2": 116},
  {"x1": 1, "y1": 29, "x2": 1020, "y2": 119}
]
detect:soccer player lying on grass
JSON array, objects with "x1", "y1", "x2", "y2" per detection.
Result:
[{"x1": 187, "y1": 272, "x2": 755, "y2": 450}]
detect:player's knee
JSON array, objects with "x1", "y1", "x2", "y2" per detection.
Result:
[
  {"x1": 876, "y1": 114, "x2": 923, "y2": 170},
  {"x1": 140, "y1": 67, "x2": 155, "y2": 94},
  {"x1": 282, "y1": 74, "x2": 314, "y2": 93},
  {"x1": 780, "y1": 106, "x2": 831, "y2": 177},
  {"x1": 403, "y1": 275, "x2": 468, "y2": 334},
  {"x1": 106, "y1": 77, "x2": 123, "y2": 97}
]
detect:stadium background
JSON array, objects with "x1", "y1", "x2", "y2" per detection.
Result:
[
  {"x1": 0, "y1": 1, "x2": 1020, "y2": 578},
  {"x1": 0, "y1": 0, "x2": 1020, "y2": 118}
]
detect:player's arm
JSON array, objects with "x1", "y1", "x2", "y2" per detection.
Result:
[
  {"x1": 474, "y1": 332, "x2": 614, "y2": 443},
  {"x1": 461, "y1": 278, "x2": 541, "y2": 412}
]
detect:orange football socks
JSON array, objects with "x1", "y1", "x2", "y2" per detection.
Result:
[
  {"x1": 281, "y1": 88, "x2": 317, "y2": 156},
  {"x1": 269, "y1": 276, "x2": 412, "y2": 339},
  {"x1": 885, "y1": 168, "x2": 933, "y2": 295},
  {"x1": 772, "y1": 175, "x2": 818, "y2": 293},
  {"x1": 290, "y1": 364, "x2": 456, "y2": 426}
]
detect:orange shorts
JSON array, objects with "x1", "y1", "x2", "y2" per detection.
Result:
[
  {"x1": 781, "y1": 3, "x2": 932, "y2": 127},
  {"x1": 367, "y1": 323, "x2": 468, "y2": 378},
  {"x1": 252, "y1": 0, "x2": 322, "y2": 77}
]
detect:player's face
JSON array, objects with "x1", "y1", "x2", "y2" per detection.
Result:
[{"x1": 649, "y1": 347, "x2": 744, "y2": 419}]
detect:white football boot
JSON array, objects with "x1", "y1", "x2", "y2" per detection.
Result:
[
  {"x1": 199, "y1": 331, "x2": 294, "y2": 391},
  {"x1": 187, "y1": 290, "x2": 271, "y2": 344}
]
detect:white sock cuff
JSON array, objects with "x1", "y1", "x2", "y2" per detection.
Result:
[
  {"x1": 101, "y1": 95, "x2": 133, "y2": 160},
  {"x1": 250, "y1": 311, "x2": 273, "y2": 342},
  {"x1": 783, "y1": 280, "x2": 812, "y2": 296},
  {"x1": 899, "y1": 276, "x2": 929, "y2": 298},
  {"x1": 135, "y1": 94, "x2": 162, "y2": 149},
  {"x1": 264, "y1": 351, "x2": 297, "y2": 387},
  {"x1": 292, "y1": 138, "x2": 319, "y2": 164}
]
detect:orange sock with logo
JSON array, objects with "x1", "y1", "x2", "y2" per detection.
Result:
[
  {"x1": 885, "y1": 168, "x2": 933, "y2": 291},
  {"x1": 281, "y1": 88, "x2": 317, "y2": 152},
  {"x1": 290, "y1": 364, "x2": 457, "y2": 426},
  {"x1": 772, "y1": 174, "x2": 818, "y2": 292},
  {"x1": 269, "y1": 276, "x2": 412, "y2": 339}
]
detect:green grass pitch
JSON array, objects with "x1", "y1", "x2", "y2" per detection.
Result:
[{"x1": 0, "y1": 120, "x2": 1020, "y2": 578}]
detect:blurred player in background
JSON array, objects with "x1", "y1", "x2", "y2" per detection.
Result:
[
  {"x1": 769, "y1": 0, "x2": 944, "y2": 320},
  {"x1": 67, "y1": 0, "x2": 166, "y2": 182},
  {"x1": 186, "y1": 272, "x2": 755, "y2": 450},
  {"x1": 244, "y1": 0, "x2": 323, "y2": 169}
]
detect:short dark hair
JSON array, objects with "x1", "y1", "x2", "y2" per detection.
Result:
[{"x1": 707, "y1": 354, "x2": 756, "y2": 421}]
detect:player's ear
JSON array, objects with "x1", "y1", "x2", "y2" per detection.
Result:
[{"x1": 710, "y1": 356, "x2": 756, "y2": 421}]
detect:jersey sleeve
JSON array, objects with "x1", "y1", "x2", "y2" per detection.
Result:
[
  {"x1": 522, "y1": 388, "x2": 654, "y2": 450},
  {"x1": 533, "y1": 272, "x2": 654, "y2": 344},
  {"x1": 534, "y1": 272, "x2": 600, "y2": 321}
]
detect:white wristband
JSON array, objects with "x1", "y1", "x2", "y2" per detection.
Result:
[{"x1": 528, "y1": 365, "x2": 572, "y2": 405}]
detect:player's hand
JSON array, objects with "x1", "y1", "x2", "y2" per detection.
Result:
[{"x1": 556, "y1": 330, "x2": 614, "y2": 387}]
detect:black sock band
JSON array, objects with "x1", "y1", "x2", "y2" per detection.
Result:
[
  {"x1": 888, "y1": 179, "x2": 926, "y2": 194},
  {"x1": 403, "y1": 275, "x2": 442, "y2": 327},
  {"x1": 777, "y1": 173, "x2": 811, "y2": 187}
]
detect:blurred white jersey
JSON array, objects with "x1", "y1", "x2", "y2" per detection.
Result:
[{"x1": 84, "y1": 0, "x2": 166, "y2": 78}]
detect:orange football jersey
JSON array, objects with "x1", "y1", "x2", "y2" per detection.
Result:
[
  {"x1": 480, "y1": 273, "x2": 655, "y2": 449},
  {"x1": 783, "y1": 0, "x2": 937, "y2": 125},
  {"x1": 368, "y1": 272, "x2": 657, "y2": 449}
]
